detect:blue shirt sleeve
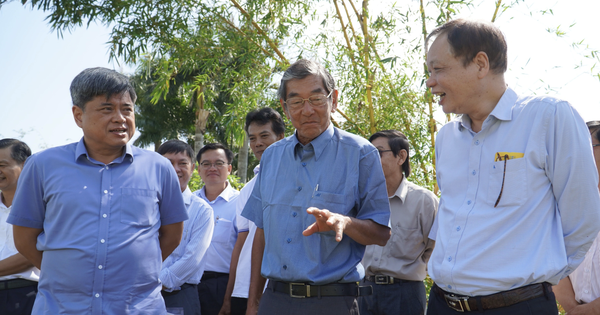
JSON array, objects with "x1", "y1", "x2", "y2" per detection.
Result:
[{"x1": 8, "y1": 154, "x2": 45, "y2": 229}]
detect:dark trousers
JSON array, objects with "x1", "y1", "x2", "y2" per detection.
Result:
[
  {"x1": 231, "y1": 297, "x2": 248, "y2": 315},
  {"x1": 198, "y1": 272, "x2": 229, "y2": 315},
  {"x1": 0, "y1": 283, "x2": 38, "y2": 315},
  {"x1": 426, "y1": 284, "x2": 558, "y2": 315},
  {"x1": 257, "y1": 287, "x2": 359, "y2": 315},
  {"x1": 358, "y1": 279, "x2": 426, "y2": 315},
  {"x1": 162, "y1": 283, "x2": 201, "y2": 315}
]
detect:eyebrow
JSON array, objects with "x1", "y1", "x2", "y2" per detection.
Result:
[{"x1": 287, "y1": 88, "x2": 325, "y2": 98}]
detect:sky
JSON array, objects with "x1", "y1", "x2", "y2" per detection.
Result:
[{"x1": 0, "y1": 1, "x2": 599, "y2": 153}]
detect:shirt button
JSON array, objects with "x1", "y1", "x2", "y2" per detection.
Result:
[
  {"x1": 95, "y1": 293, "x2": 100, "y2": 298},
  {"x1": 456, "y1": 226, "x2": 461, "y2": 231},
  {"x1": 283, "y1": 265, "x2": 287, "y2": 270},
  {"x1": 287, "y1": 238, "x2": 292, "y2": 243},
  {"x1": 302, "y1": 162, "x2": 306, "y2": 167},
  {"x1": 472, "y1": 170, "x2": 476, "y2": 175},
  {"x1": 105, "y1": 166, "x2": 109, "y2": 170},
  {"x1": 585, "y1": 290, "x2": 589, "y2": 293},
  {"x1": 98, "y1": 265, "x2": 103, "y2": 269},
  {"x1": 467, "y1": 200, "x2": 471, "y2": 205},
  {"x1": 475, "y1": 140, "x2": 480, "y2": 145},
  {"x1": 100, "y1": 239, "x2": 105, "y2": 243},
  {"x1": 104, "y1": 190, "x2": 108, "y2": 194},
  {"x1": 292, "y1": 212, "x2": 297, "y2": 217},
  {"x1": 102, "y1": 214, "x2": 107, "y2": 218},
  {"x1": 448, "y1": 256, "x2": 452, "y2": 262},
  {"x1": 448, "y1": 285, "x2": 452, "y2": 289},
  {"x1": 297, "y1": 187, "x2": 302, "y2": 191}
]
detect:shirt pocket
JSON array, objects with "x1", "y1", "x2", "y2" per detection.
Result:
[
  {"x1": 120, "y1": 188, "x2": 159, "y2": 226},
  {"x1": 391, "y1": 226, "x2": 424, "y2": 260},
  {"x1": 212, "y1": 218, "x2": 234, "y2": 245},
  {"x1": 487, "y1": 158, "x2": 528, "y2": 207}
]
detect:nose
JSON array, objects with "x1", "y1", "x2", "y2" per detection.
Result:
[
  {"x1": 112, "y1": 109, "x2": 127, "y2": 122},
  {"x1": 426, "y1": 76, "x2": 435, "y2": 89},
  {"x1": 300, "y1": 99, "x2": 315, "y2": 115}
]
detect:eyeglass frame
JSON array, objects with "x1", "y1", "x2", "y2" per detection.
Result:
[
  {"x1": 199, "y1": 161, "x2": 229, "y2": 169},
  {"x1": 283, "y1": 89, "x2": 334, "y2": 110},
  {"x1": 377, "y1": 149, "x2": 393, "y2": 157}
]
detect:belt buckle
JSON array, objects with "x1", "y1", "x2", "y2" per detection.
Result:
[
  {"x1": 289, "y1": 283, "x2": 309, "y2": 298},
  {"x1": 374, "y1": 275, "x2": 392, "y2": 285},
  {"x1": 444, "y1": 294, "x2": 470, "y2": 312}
]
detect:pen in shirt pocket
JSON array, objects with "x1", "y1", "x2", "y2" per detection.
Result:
[{"x1": 312, "y1": 184, "x2": 320, "y2": 198}]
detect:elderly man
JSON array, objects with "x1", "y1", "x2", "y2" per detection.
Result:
[
  {"x1": 219, "y1": 107, "x2": 285, "y2": 315},
  {"x1": 194, "y1": 143, "x2": 240, "y2": 315},
  {"x1": 425, "y1": 19, "x2": 600, "y2": 314},
  {"x1": 360, "y1": 130, "x2": 438, "y2": 315},
  {"x1": 0, "y1": 139, "x2": 38, "y2": 315},
  {"x1": 8, "y1": 67, "x2": 188, "y2": 314},
  {"x1": 242, "y1": 59, "x2": 391, "y2": 315},
  {"x1": 158, "y1": 140, "x2": 215, "y2": 315},
  {"x1": 554, "y1": 121, "x2": 600, "y2": 315}
]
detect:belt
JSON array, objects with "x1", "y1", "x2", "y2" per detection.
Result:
[
  {"x1": 201, "y1": 271, "x2": 228, "y2": 281},
  {"x1": 432, "y1": 282, "x2": 551, "y2": 312},
  {"x1": 269, "y1": 280, "x2": 372, "y2": 298},
  {"x1": 161, "y1": 283, "x2": 196, "y2": 296},
  {"x1": 0, "y1": 279, "x2": 37, "y2": 291},
  {"x1": 364, "y1": 275, "x2": 416, "y2": 285}
]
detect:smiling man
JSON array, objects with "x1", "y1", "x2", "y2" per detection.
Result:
[
  {"x1": 425, "y1": 19, "x2": 600, "y2": 314},
  {"x1": 193, "y1": 143, "x2": 240, "y2": 315},
  {"x1": 242, "y1": 59, "x2": 391, "y2": 315},
  {"x1": 8, "y1": 67, "x2": 188, "y2": 315}
]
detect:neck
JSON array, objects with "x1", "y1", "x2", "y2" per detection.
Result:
[
  {"x1": 83, "y1": 139, "x2": 125, "y2": 164},
  {"x1": 468, "y1": 78, "x2": 507, "y2": 133},
  {"x1": 204, "y1": 182, "x2": 227, "y2": 201},
  {"x1": 1, "y1": 190, "x2": 14, "y2": 207},
  {"x1": 386, "y1": 173, "x2": 403, "y2": 197}
]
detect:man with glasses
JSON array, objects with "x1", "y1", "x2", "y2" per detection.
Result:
[
  {"x1": 360, "y1": 130, "x2": 438, "y2": 315},
  {"x1": 242, "y1": 59, "x2": 391, "y2": 315},
  {"x1": 554, "y1": 121, "x2": 600, "y2": 314},
  {"x1": 425, "y1": 19, "x2": 600, "y2": 314},
  {"x1": 194, "y1": 143, "x2": 240, "y2": 315}
]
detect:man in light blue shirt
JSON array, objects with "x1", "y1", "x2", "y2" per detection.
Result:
[
  {"x1": 158, "y1": 140, "x2": 215, "y2": 315},
  {"x1": 425, "y1": 19, "x2": 600, "y2": 314},
  {"x1": 193, "y1": 143, "x2": 240, "y2": 315},
  {"x1": 242, "y1": 59, "x2": 391, "y2": 315},
  {"x1": 8, "y1": 67, "x2": 188, "y2": 315}
]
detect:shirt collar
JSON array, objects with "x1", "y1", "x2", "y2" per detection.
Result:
[
  {"x1": 182, "y1": 186, "x2": 193, "y2": 206},
  {"x1": 390, "y1": 177, "x2": 409, "y2": 203},
  {"x1": 253, "y1": 165, "x2": 260, "y2": 175},
  {"x1": 0, "y1": 194, "x2": 8, "y2": 211},
  {"x1": 457, "y1": 87, "x2": 517, "y2": 132},
  {"x1": 200, "y1": 181, "x2": 237, "y2": 202},
  {"x1": 292, "y1": 123, "x2": 334, "y2": 161},
  {"x1": 75, "y1": 137, "x2": 134, "y2": 164}
]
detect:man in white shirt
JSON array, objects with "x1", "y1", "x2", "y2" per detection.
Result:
[
  {"x1": 0, "y1": 138, "x2": 39, "y2": 315},
  {"x1": 194, "y1": 143, "x2": 240, "y2": 315},
  {"x1": 158, "y1": 140, "x2": 215, "y2": 315},
  {"x1": 360, "y1": 130, "x2": 438, "y2": 315},
  {"x1": 218, "y1": 107, "x2": 285, "y2": 315},
  {"x1": 554, "y1": 120, "x2": 600, "y2": 315},
  {"x1": 425, "y1": 19, "x2": 600, "y2": 314}
]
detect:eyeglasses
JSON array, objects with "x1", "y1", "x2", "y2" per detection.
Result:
[
  {"x1": 593, "y1": 144, "x2": 600, "y2": 147},
  {"x1": 199, "y1": 161, "x2": 228, "y2": 169},
  {"x1": 494, "y1": 153, "x2": 509, "y2": 208},
  {"x1": 378, "y1": 150, "x2": 393, "y2": 157},
  {"x1": 284, "y1": 90, "x2": 333, "y2": 110}
]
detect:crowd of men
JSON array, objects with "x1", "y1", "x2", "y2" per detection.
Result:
[{"x1": 1, "y1": 18, "x2": 599, "y2": 315}]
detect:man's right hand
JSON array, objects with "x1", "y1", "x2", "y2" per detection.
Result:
[{"x1": 245, "y1": 303, "x2": 259, "y2": 315}]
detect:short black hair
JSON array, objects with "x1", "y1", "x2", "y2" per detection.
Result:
[
  {"x1": 245, "y1": 107, "x2": 285, "y2": 137},
  {"x1": 70, "y1": 67, "x2": 137, "y2": 110},
  {"x1": 369, "y1": 130, "x2": 411, "y2": 177},
  {"x1": 587, "y1": 121, "x2": 600, "y2": 142},
  {"x1": 157, "y1": 140, "x2": 195, "y2": 164},
  {"x1": 0, "y1": 139, "x2": 31, "y2": 165},
  {"x1": 197, "y1": 143, "x2": 234, "y2": 164}
]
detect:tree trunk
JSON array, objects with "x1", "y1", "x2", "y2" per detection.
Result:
[
  {"x1": 154, "y1": 140, "x2": 162, "y2": 152},
  {"x1": 237, "y1": 135, "x2": 249, "y2": 183},
  {"x1": 195, "y1": 108, "x2": 210, "y2": 158}
]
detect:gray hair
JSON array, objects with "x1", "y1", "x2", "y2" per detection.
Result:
[
  {"x1": 70, "y1": 67, "x2": 137, "y2": 110},
  {"x1": 277, "y1": 59, "x2": 336, "y2": 103}
]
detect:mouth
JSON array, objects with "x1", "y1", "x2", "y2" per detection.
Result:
[
  {"x1": 109, "y1": 127, "x2": 128, "y2": 136},
  {"x1": 433, "y1": 92, "x2": 446, "y2": 104}
]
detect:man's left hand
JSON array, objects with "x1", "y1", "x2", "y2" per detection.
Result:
[{"x1": 302, "y1": 207, "x2": 350, "y2": 242}]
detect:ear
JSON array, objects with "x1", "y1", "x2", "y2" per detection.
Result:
[
  {"x1": 276, "y1": 133, "x2": 285, "y2": 141},
  {"x1": 280, "y1": 99, "x2": 291, "y2": 120},
  {"x1": 397, "y1": 149, "x2": 408, "y2": 166},
  {"x1": 474, "y1": 51, "x2": 490, "y2": 79},
  {"x1": 227, "y1": 163, "x2": 233, "y2": 174},
  {"x1": 330, "y1": 89, "x2": 339, "y2": 113},
  {"x1": 72, "y1": 105, "x2": 84, "y2": 128}
]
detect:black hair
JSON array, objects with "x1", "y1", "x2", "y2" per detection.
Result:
[
  {"x1": 245, "y1": 107, "x2": 285, "y2": 137},
  {"x1": 157, "y1": 140, "x2": 195, "y2": 164},
  {"x1": 0, "y1": 139, "x2": 31, "y2": 165},
  {"x1": 196, "y1": 143, "x2": 234, "y2": 164},
  {"x1": 369, "y1": 130, "x2": 411, "y2": 177}
]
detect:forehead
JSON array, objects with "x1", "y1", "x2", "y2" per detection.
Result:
[
  {"x1": 162, "y1": 151, "x2": 192, "y2": 162},
  {"x1": 199, "y1": 149, "x2": 227, "y2": 161},
  {"x1": 285, "y1": 74, "x2": 326, "y2": 97},
  {"x1": 86, "y1": 92, "x2": 134, "y2": 108},
  {"x1": 0, "y1": 147, "x2": 16, "y2": 163},
  {"x1": 370, "y1": 137, "x2": 390, "y2": 149},
  {"x1": 248, "y1": 122, "x2": 275, "y2": 135},
  {"x1": 427, "y1": 34, "x2": 455, "y2": 64}
]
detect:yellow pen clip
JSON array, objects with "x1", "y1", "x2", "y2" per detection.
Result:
[{"x1": 495, "y1": 152, "x2": 524, "y2": 162}]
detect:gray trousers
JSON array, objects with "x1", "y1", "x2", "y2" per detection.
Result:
[
  {"x1": 257, "y1": 287, "x2": 359, "y2": 315},
  {"x1": 162, "y1": 283, "x2": 201, "y2": 315},
  {"x1": 358, "y1": 279, "x2": 426, "y2": 315}
]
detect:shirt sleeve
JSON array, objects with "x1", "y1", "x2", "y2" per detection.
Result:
[
  {"x1": 8, "y1": 154, "x2": 45, "y2": 229},
  {"x1": 160, "y1": 200, "x2": 214, "y2": 290},
  {"x1": 355, "y1": 148, "x2": 391, "y2": 226},
  {"x1": 421, "y1": 190, "x2": 439, "y2": 263},
  {"x1": 159, "y1": 162, "x2": 189, "y2": 225},
  {"x1": 545, "y1": 101, "x2": 600, "y2": 276},
  {"x1": 241, "y1": 168, "x2": 264, "y2": 229}
]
